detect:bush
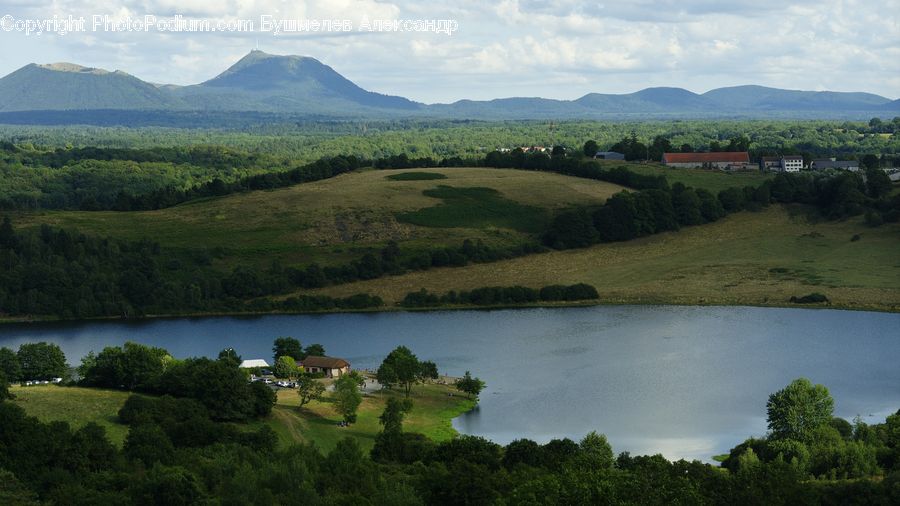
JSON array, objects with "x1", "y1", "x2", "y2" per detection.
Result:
[{"x1": 789, "y1": 293, "x2": 829, "y2": 304}]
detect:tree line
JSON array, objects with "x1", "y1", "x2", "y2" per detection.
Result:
[
  {"x1": 0, "y1": 217, "x2": 384, "y2": 320},
  {"x1": 542, "y1": 167, "x2": 899, "y2": 251},
  {"x1": 401, "y1": 283, "x2": 600, "y2": 308}
]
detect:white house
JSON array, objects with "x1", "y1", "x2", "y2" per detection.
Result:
[{"x1": 781, "y1": 155, "x2": 803, "y2": 173}]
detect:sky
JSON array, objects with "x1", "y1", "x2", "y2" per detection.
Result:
[{"x1": 0, "y1": 0, "x2": 898, "y2": 103}]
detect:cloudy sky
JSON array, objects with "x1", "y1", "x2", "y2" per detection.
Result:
[{"x1": 1, "y1": 0, "x2": 898, "y2": 103}]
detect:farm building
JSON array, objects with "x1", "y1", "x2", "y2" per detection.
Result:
[
  {"x1": 662, "y1": 152, "x2": 751, "y2": 170},
  {"x1": 301, "y1": 356, "x2": 351, "y2": 378},
  {"x1": 239, "y1": 359, "x2": 271, "y2": 369},
  {"x1": 810, "y1": 159, "x2": 860, "y2": 172},
  {"x1": 761, "y1": 155, "x2": 803, "y2": 172},
  {"x1": 781, "y1": 155, "x2": 804, "y2": 172},
  {"x1": 594, "y1": 151, "x2": 625, "y2": 160},
  {"x1": 760, "y1": 156, "x2": 782, "y2": 171}
]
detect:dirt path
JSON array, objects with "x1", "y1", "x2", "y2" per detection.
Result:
[{"x1": 271, "y1": 406, "x2": 307, "y2": 444}]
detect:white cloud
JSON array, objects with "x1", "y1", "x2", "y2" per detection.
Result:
[{"x1": 0, "y1": 0, "x2": 897, "y2": 101}]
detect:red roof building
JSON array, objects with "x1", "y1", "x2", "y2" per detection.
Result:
[{"x1": 662, "y1": 152, "x2": 751, "y2": 170}]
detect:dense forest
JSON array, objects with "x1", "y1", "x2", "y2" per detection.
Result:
[
  {"x1": 2, "y1": 118, "x2": 898, "y2": 161},
  {"x1": 1, "y1": 118, "x2": 898, "y2": 211},
  {"x1": 1, "y1": 343, "x2": 898, "y2": 505}
]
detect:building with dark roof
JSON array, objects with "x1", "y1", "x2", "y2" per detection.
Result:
[
  {"x1": 810, "y1": 159, "x2": 860, "y2": 172},
  {"x1": 594, "y1": 151, "x2": 625, "y2": 160}
]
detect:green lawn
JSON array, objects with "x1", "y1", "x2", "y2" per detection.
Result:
[
  {"x1": 260, "y1": 380, "x2": 475, "y2": 453},
  {"x1": 10, "y1": 385, "x2": 132, "y2": 446}
]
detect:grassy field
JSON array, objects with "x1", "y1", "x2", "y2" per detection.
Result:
[
  {"x1": 9, "y1": 385, "x2": 132, "y2": 446},
  {"x1": 309, "y1": 205, "x2": 900, "y2": 312},
  {"x1": 8, "y1": 381, "x2": 475, "y2": 454},
  {"x1": 15, "y1": 167, "x2": 627, "y2": 268},
  {"x1": 259, "y1": 380, "x2": 475, "y2": 453}
]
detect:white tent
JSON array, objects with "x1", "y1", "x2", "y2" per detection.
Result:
[{"x1": 239, "y1": 359, "x2": 271, "y2": 369}]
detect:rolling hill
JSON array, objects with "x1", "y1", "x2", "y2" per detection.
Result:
[{"x1": 0, "y1": 50, "x2": 896, "y2": 122}]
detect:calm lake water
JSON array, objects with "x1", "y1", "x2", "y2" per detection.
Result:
[{"x1": 1, "y1": 306, "x2": 898, "y2": 461}]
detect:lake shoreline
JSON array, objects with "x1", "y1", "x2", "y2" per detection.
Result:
[{"x1": 0, "y1": 296, "x2": 896, "y2": 326}]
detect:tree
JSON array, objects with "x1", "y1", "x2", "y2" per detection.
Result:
[
  {"x1": 304, "y1": 343, "x2": 325, "y2": 357},
  {"x1": 767, "y1": 378, "x2": 834, "y2": 442},
  {"x1": 376, "y1": 346, "x2": 431, "y2": 397},
  {"x1": 371, "y1": 397, "x2": 414, "y2": 463},
  {"x1": 420, "y1": 361, "x2": 439, "y2": 382},
  {"x1": 0, "y1": 347, "x2": 21, "y2": 382},
  {"x1": 297, "y1": 376, "x2": 326, "y2": 407},
  {"x1": 120, "y1": 342, "x2": 170, "y2": 390},
  {"x1": 583, "y1": 140, "x2": 599, "y2": 157},
  {"x1": 0, "y1": 371, "x2": 11, "y2": 400},
  {"x1": 17, "y1": 342, "x2": 67, "y2": 380},
  {"x1": 861, "y1": 154, "x2": 880, "y2": 170},
  {"x1": 455, "y1": 371, "x2": 486, "y2": 400},
  {"x1": 648, "y1": 136, "x2": 673, "y2": 161},
  {"x1": 273, "y1": 336, "x2": 303, "y2": 362},
  {"x1": 274, "y1": 356, "x2": 300, "y2": 379},
  {"x1": 0, "y1": 216, "x2": 16, "y2": 248},
  {"x1": 217, "y1": 348, "x2": 241, "y2": 368},
  {"x1": 333, "y1": 373, "x2": 363, "y2": 424},
  {"x1": 123, "y1": 423, "x2": 175, "y2": 467},
  {"x1": 578, "y1": 431, "x2": 614, "y2": 470},
  {"x1": 865, "y1": 166, "x2": 892, "y2": 199},
  {"x1": 79, "y1": 342, "x2": 169, "y2": 390}
]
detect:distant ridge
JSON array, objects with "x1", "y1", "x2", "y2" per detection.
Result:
[
  {"x1": 0, "y1": 51, "x2": 896, "y2": 123},
  {"x1": 0, "y1": 63, "x2": 181, "y2": 112}
]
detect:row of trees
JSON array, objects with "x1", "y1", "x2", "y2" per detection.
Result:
[
  {"x1": 285, "y1": 239, "x2": 546, "y2": 289},
  {"x1": 0, "y1": 216, "x2": 388, "y2": 320},
  {"x1": 583, "y1": 133, "x2": 756, "y2": 161},
  {"x1": 543, "y1": 168, "x2": 899, "y2": 251},
  {"x1": 401, "y1": 283, "x2": 600, "y2": 308},
  {"x1": 77, "y1": 342, "x2": 275, "y2": 421},
  {"x1": 0, "y1": 342, "x2": 68, "y2": 381}
]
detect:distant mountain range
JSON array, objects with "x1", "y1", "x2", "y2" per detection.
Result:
[{"x1": 0, "y1": 50, "x2": 896, "y2": 125}]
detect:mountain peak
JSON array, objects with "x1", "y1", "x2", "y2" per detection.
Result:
[
  {"x1": 37, "y1": 63, "x2": 112, "y2": 75},
  {"x1": 202, "y1": 50, "x2": 322, "y2": 87}
]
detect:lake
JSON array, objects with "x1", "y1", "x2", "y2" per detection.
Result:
[{"x1": 1, "y1": 305, "x2": 898, "y2": 461}]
